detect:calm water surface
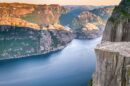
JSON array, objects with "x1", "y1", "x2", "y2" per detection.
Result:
[{"x1": 0, "y1": 38, "x2": 101, "y2": 86}]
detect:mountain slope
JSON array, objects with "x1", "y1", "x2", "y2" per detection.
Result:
[
  {"x1": 0, "y1": 3, "x2": 74, "y2": 59},
  {"x1": 60, "y1": 6, "x2": 114, "y2": 39}
]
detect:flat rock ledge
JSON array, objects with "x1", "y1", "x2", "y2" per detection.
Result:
[
  {"x1": 96, "y1": 42, "x2": 130, "y2": 57},
  {"x1": 93, "y1": 42, "x2": 130, "y2": 86}
]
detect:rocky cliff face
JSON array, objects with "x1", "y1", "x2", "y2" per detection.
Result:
[
  {"x1": 0, "y1": 3, "x2": 74, "y2": 60},
  {"x1": 60, "y1": 6, "x2": 114, "y2": 39},
  {"x1": 102, "y1": 0, "x2": 130, "y2": 42},
  {"x1": 93, "y1": 0, "x2": 130, "y2": 86},
  {"x1": 71, "y1": 6, "x2": 114, "y2": 39},
  {"x1": 0, "y1": 3, "x2": 67, "y2": 29},
  {"x1": 91, "y1": 6, "x2": 114, "y2": 21},
  {"x1": 93, "y1": 42, "x2": 130, "y2": 86}
]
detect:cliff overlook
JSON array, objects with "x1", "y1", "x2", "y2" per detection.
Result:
[{"x1": 93, "y1": 0, "x2": 130, "y2": 86}]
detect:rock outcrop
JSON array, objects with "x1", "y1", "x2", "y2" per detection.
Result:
[
  {"x1": 0, "y1": 3, "x2": 67, "y2": 29},
  {"x1": 72, "y1": 11, "x2": 104, "y2": 39},
  {"x1": 0, "y1": 3, "x2": 74, "y2": 60},
  {"x1": 0, "y1": 25, "x2": 73, "y2": 60},
  {"x1": 93, "y1": 0, "x2": 130, "y2": 86},
  {"x1": 70, "y1": 6, "x2": 114, "y2": 39},
  {"x1": 91, "y1": 6, "x2": 114, "y2": 21},
  {"x1": 102, "y1": 0, "x2": 130, "y2": 42}
]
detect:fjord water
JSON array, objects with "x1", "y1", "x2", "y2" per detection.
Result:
[{"x1": 0, "y1": 38, "x2": 101, "y2": 86}]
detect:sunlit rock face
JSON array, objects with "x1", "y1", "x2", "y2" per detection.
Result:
[
  {"x1": 0, "y1": 3, "x2": 74, "y2": 59},
  {"x1": 0, "y1": 3, "x2": 68, "y2": 29},
  {"x1": 71, "y1": 11, "x2": 103, "y2": 39},
  {"x1": 93, "y1": 0, "x2": 130, "y2": 86},
  {"x1": 71, "y1": 7, "x2": 114, "y2": 39}
]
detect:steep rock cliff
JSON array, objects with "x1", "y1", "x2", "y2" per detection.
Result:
[
  {"x1": 102, "y1": 0, "x2": 130, "y2": 42},
  {"x1": 72, "y1": 11, "x2": 104, "y2": 39},
  {"x1": 93, "y1": 0, "x2": 130, "y2": 86},
  {"x1": 0, "y1": 3, "x2": 67, "y2": 29},
  {"x1": 71, "y1": 7, "x2": 114, "y2": 39},
  {"x1": 0, "y1": 25, "x2": 73, "y2": 59},
  {"x1": 0, "y1": 3, "x2": 74, "y2": 60},
  {"x1": 93, "y1": 42, "x2": 130, "y2": 86}
]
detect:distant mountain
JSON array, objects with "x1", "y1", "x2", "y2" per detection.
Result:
[
  {"x1": 72, "y1": 11, "x2": 104, "y2": 39},
  {"x1": 60, "y1": 5, "x2": 115, "y2": 39},
  {"x1": 60, "y1": 5, "x2": 98, "y2": 26},
  {"x1": 91, "y1": 6, "x2": 114, "y2": 21},
  {"x1": 60, "y1": 5, "x2": 114, "y2": 27}
]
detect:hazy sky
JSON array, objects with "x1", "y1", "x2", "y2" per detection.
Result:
[{"x1": 0, "y1": 0, "x2": 121, "y2": 5}]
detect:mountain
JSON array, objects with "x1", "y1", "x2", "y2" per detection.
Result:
[
  {"x1": 0, "y1": 3, "x2": 74, "y2": 59},
  {"x1": 71, "y1": 11, "x2": 103, "y2": 39},
  {"x1": 0, "y1": 3, "x2": 68, "y2": 29},
  {"x1": 91, "y1": 6, "x2": 114, "y2": 21},
  {"x1": 60, "y1": 5, "x2": 94, "y2": 27},
  {"x1": 71, "y1": 6, "x2": 114, "y2": 39},
  {"x1": 60, "y1": 5, "x2": 114, "y2": 39},
  {"x1": 93, "y1": 0, "x2": 130, "y2": 86}
]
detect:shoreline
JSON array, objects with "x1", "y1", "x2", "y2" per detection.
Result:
[{"x1": 0, "y1": 46, "x2": 65, "y2": 61}]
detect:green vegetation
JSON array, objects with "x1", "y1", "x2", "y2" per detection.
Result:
[
  {"x1": 126, "y1": 0, "x2": 130, "y2": 2},
  {"x1": 109, "y1": 5, "x2": 130, "y2": 23},
  {"x1": 109, "y1": 17, "x2": 116, "y2": 23},
  {"x1": 120, "y1": 9, "x2": 130, "y2": 17},
  {"x1": 88, "y1": 79, "x2": 93, "y2": 86}
]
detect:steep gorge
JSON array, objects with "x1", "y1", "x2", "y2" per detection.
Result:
[{"x1": 93, "y1": 0, "x2": 130, "y2": 86}]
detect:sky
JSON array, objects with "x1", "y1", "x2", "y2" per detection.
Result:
[{"x1": 0, "y1": 0, "x2": 121, "y2": 5}]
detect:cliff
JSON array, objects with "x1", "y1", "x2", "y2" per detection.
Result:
[
  {"x1": 70, "y1": 6, "x2": 114, "y2": 39},
  {"x1": 93, "y1": 42, "x2": 130, "y2": 86},
  {"x1": 91, "y1": 6, "x2": 114, "y2": 21},
  {"x1": 72, "y1": 11, "x2": 103, "y2": 39},
  {"x1": 102, "y1": 0, "x2": 130, "y2": 42},
  {"x1": 93, "y1": 0, "x2": 130, "y2": 86},
  {"x1": 0, "y1": 3, "x2": 74, "y2": 59},
  {"x1": 60, "y1": 6, "x2": 114, "y2": 39},
  {"x1": 0, "y1": 3, "x2": 67, "y2": 29}
]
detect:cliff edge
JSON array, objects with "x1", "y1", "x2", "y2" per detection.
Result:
[
  {"x1": 0, "y1": 3, "x2": 74, "y2": 60},
  {"x1": 93, "y1": 0, "x2": 130, "y2": 86}
]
